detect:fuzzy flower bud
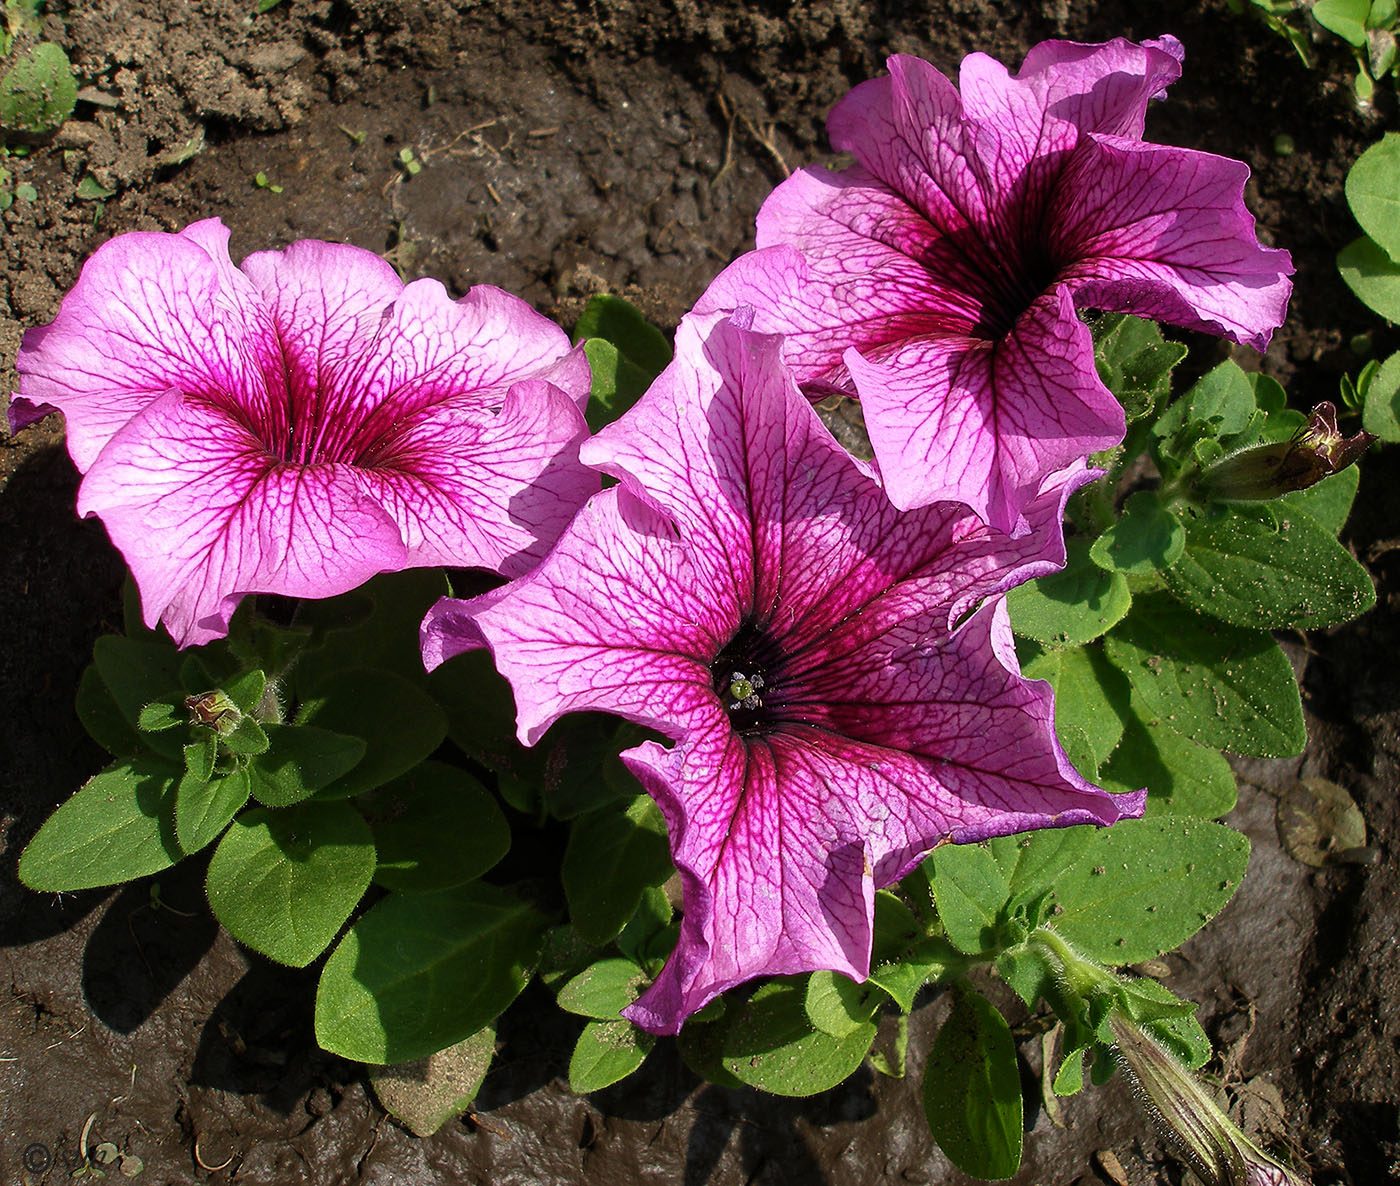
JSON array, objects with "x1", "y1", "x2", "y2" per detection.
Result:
[
  {"x1": 1109, "y1": 1013, "x2": 1309, "y2": 1186},
  {"x1": 1200, "y1": 402, "x2": 1374, "y2": 502}
]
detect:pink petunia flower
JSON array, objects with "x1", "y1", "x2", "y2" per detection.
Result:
[
  {"x1": 697, "y1": 37, "x2": 1293, "y2": 530},
  {"x1": 422, "y1": 311, "x2": 1143, "y2": 1034},
  {"x1": 12, "y1": 219, "x2": 595, "y2": 647}
]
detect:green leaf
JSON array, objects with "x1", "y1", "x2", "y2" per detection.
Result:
[
  {"x1": 562, "y1": 795, "x2": 674, "y2": 945},
  {"x1": 1165, "y1": 505, "x2": 1374, "y2": 630},
  {"x1": 1007, "y1": 537, "x2": 1131, "y2": 646},
  {"x1": 369, "y1": 1026, "x2": 496, "y2": 1137},
  {"x1": 76, "y1": 664, "x2": 143, "y2": 757},
  {"x1": 1103, "y1": 594, "x2": 1306, "y2": 757},
  {"x1": 616, "y1": 884, "x2": 674, "y2": 968},
  {"x1": 296, "y1": 668, "x2": 446, "y2": 797},
  {"x1": 1048, "y1": 816, "x2": 1250, "y2": 964},
  {"x1": 996, "y1": 945, "x2": 1054, "y2": 1008},
  {"x1": 1019, "y1": 641, "x2": 1131, "y2": 765},
  {"x1": 718, "y1": 981, "x2": 878, "y2": 1096},
  {"x1": 316, "y1": 882, "x2": 548, "y2": 1064},
  {"x1": 222, "y1": 667, "x2": 268, "y2": 713},
  {"x1": 246, "y1": 723, "x2": 367, "y2": 807},
  {"x1": 987, "y1": 826, "x2": 1094, "y2": 904},
  {"x1": 1362, "y1": 349, "x2": 1400, "y2": 442},
  {"x1": 1280, "y1": 464, "x2": 1362, "y2": 534},
  {"x1": 1089, "y1": 492, "x2": 1185, "y2": 576},
  {"x1": 558, "y1": 958, "x2": 648, "y2": 1019},
  {"x1": 1314, "y1": 0, "x2": 1373, "y2": 45},
  {"x1": 569, "y1": 1019, "x2": 654, "y2": 1092},
  {"x1": 926, "y1": 844, "x2": 1009, "y2": 955},
  {"x1": 137, "y1": 700, "x2": 185, "y2": 732},
  {"x1": 1186, "y1": 361, "x2": 1259, "y2": 437},
  {"x1": 572, "y1": 294, "x2": 672, "y2": 431},
  {"x1": 1052, "y1": 1045, "x2": 1086, "y2": 1096},
  {"x1": 75, "y1": 174, "x2": 116, "y2": 200},
  {"x1": 1099, "y1": 702, "x2": 1238, "y2": 818},
  {"x1": 1092, "y1": 314, "x2": 1188, "y2": 421},
  {"x1": 294, "y1": 569, "x2": 449, "y2": 689},
  {"x1": 361, "y1": 761, "x2": 509, "y2": 893},
  {"x1": 1339, "y1": 233, "x2": 1400, "y2": 321},
  {"x1": 206, "y1": 802, "x2": 375, "y2": 967},
  {"x1": 220, "y1": 714, "x2": 269, "y2": 755},
  {"x1": 19, "y1": 757, "x2": 183, "y2": 891},
  {"x1": 429, "y1": 649, "x2": 522, "y2": 771},
  {"x1": 1346, "y1": 133, "x2": 1400, "y2": 260},
  {"x1": 434, "y1": 655, "x2": 641, "y2": 820},
  {"x1": 175, "y1": 765, "x2": 251, "y2": 854},
  {"x1": 867, "y1": 891, "x2": 959, "y2": 1011},
  {"x1": 0, "y1": 42, "x2": 76, "y2": 135},
  {"x1": 923, "y1": 990, "x2": 1023, "y2": 1180},
  {"x1": 184, "y1": 736, "x2": 216, "y2": 781},
  {"x1": 92, "y1": 636, "x2": 187, "y2": 761},
  {"x1": 805, "y1": 970, "x2": 878, "y2": 1038}
]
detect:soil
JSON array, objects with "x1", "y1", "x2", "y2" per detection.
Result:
[{"x1": 2, "y1": 2, "x2": 1397, "y2": 1183}]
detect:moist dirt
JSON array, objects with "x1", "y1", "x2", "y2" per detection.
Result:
[{"x1": 2, "y1": 2, "x2": 1397, "y2": 1183}]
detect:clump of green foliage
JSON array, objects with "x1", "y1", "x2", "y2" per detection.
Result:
[
  {"x1": 0, "y1": 0, "x2": 76, "y2": 138},
  {"x1": 1234, "y1": 0, "x2": 1399, "y2": 104},
  {"x1": 1337, "y1": 133, "x2": 1400, "y2": 440}
]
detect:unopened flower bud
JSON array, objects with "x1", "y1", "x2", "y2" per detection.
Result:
[
  {"x1": 185, "y1": 689, "x2": 241, "y2": 735},
  {"x1": 1109, "y1": 1013, "x2": 1309, "y2": 1186},
  {"x1": 1199, "y1": 402, "x2": 1374, "y2": 502}
]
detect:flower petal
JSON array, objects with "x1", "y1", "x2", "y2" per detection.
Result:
[
  {"x1": 1053, "y1": 134, "x2": 1293, "y2": 350},
  {"x1": 958, "y1": 36, "x2": 1185, "y2": 174},
  {"x1": 621, "y1": 719, "x2": 875, "y2": 1034},
  {"x1": 848, "y1": 286, "x2": 1124, "y2": 526},
  {"x1": 77, "y1": 390, "x2": 406, "y2": 646},
  {"x1": 352, "y1": 377, "x2": 595, "y2": 577},
  {"x1": 15, "y1": 219, "x2": 277, "y2": 471},
  {"x1": 423, "y1": 484, "x2": 732, "y2": 744}
]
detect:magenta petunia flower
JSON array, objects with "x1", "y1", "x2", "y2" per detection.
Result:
[
  {"x1": 697, "y1": 37, "x2": 1293, "y2": 530},
  {"x1": 13, "y1": 219, "x2": 595, "y2": 646},
  {"x1": 422, "y1": 311, "x2": 1143, "y2": 1034}
]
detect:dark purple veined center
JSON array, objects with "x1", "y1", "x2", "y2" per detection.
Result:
[
  {"x1": 905, "y1": 213, "x2": 1066, "y2": 342},
  {"x1": 971, "y1": 240, "x2": 1062, "y2": 338},
  {"x1": 710, "y1": 618, "x2": 787, "y2": 736},
  {"x1": 242, "y1": 377, "x2": 415, "y2": 469}
]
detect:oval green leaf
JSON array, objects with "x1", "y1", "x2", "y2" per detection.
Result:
[
  {"x1": 1339, "y1": 233, "x2": 1400, "y2": 321},
  {"x1": 1345, "y1": 132, "x2": 1400, "y2": 260},
  {"x1": 1103, "y1": 594, "x2": 1306, "y2": 757},
  {"x1": 315, "y1": 882, "x2": 548, "y2": 1064},
  {"x1": 568, "y1": 1019, "x2": 654, "y2": 1092},
  {"x1": 1008, "y1": 537, "x2": 1131, "y2": 646},
  {"x1": 1165, "y1": 506, "x2": 1374, "y2": 630},
  {"x1": 1048, "y1": 816, "x2": 1250, "y2": 964},
  {"x1": 206, "y1": 802, "x2": 375, "y2": 967},
  {"x1": 361, "y1": 761, "x2": 510, "y2": 893},
  {"x1": 19, "y1": 757, "x2": 182, "y2": 891},
  {"x1": 247, "y1": 723, "x2": 367, "y2": 807},
  {"x1": 175, "y1": 765, "x2": 251, "y2": 854},
  {"x1": 923, "y1": 990, "x2": 1023, "y2": 1180},
  {"x1": 719, "y1": 981, "x2": 878, "y2": 1097},
  {"x1": 296, "y1": 668, "x2": 446, "y2": 798},
  {"x1": 563, "y1": 794, "x2": 674, "y2": 945}
]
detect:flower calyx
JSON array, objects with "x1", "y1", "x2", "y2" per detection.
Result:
[{"x1": 1199, "y1": 402, "x2": 1374, "y2": 503}]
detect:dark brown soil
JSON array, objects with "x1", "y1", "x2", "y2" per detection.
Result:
[{"x1": 2, "y1": 2, "x2": 1397, "y2": 1183}]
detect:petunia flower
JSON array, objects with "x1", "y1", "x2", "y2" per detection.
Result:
[
  {"x1": 422, "y1": 311, "x2": 1143, "y2": 1034},
  {"x1": 696, "y1": 37, "x2": 1293, "y2": 530},
  {"x1": 12, "y1": 219, "x2": 595, "y2": 646}
]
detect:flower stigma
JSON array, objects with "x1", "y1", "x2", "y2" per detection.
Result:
[{"x1": 710, "y1": 618, "x2": 781, "y2": 733}]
